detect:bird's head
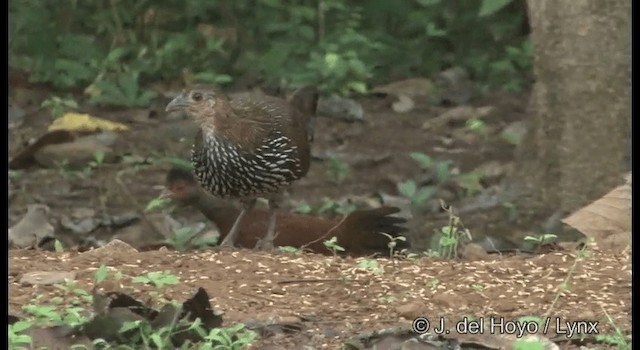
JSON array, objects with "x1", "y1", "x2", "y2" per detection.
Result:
[
  {"x1": 162, "y1": 168, "x2": 202, "y2": 206},
  {"x1": 165, "y1": 87, "x2": 229, "y2": 124}
]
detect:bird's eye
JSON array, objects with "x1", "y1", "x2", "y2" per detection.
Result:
[{"x1": 192, "y1": 92, "x2": 203, "y2": 101}]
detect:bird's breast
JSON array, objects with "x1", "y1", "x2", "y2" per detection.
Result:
[{"x1": 191, "y1": 131, "x2": 303, "y2": 198}]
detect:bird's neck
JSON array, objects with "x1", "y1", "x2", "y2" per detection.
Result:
[{"x1": 192, "y1": 189, "x2": 241, "y2": 235}]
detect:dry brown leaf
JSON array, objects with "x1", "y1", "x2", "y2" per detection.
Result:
[
  {"x1": 562, "y1": 173, "x2": 631, "y2": 250},
  {"x1": 9, "y1": 130, "x2": 75, "y2": 169}
]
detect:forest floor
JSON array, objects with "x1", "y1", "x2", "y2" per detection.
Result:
[{"x1": 8, "y1": 85, "x2": 631, "y2": 349}]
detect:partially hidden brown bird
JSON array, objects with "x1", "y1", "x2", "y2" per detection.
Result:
[
  {"x1": 163, "y1": 168, "x2": 410, "y2": 255},
  {"x1": 165, "y1": 85, "x2": 319, "y2": 250}
]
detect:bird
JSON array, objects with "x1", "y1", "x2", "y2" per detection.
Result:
[
  {"x1": 165, "y1": 85, "x2": 319, "y2": 250},
  {"x1": 8, "y1": 204, "x2": 55, "y2": 249},
  {"x1": 162, "y1": 167, "x2": 410, "y2": 255}
]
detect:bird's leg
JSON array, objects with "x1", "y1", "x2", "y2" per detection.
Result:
[
  {"x1": 219, "y1": 198, "x2": 256, "y2": 249},
  {"x1": 255, "y1": 196, "x2": 281, "y2": 251}
]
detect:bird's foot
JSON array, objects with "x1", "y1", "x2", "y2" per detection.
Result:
[
  {"x1": 253, "y1": 238, "x2": 275, "y2": 252},
  {"x1": 217, "y1": 238, "x2": 237, "y2": 251}
]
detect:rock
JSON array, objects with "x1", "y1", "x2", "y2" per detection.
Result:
[
  {"x1": 8, "y1": 204, "x2": 55, "y2": 249},
  {"x1": 372, "y1": 78, "x2": 434, "y2": 99},
  {"x1": 434, "y1": 66, "x2": 476, "y2": 105},
  {"x1": 34, "y1": 133, "x2": 118, "y2": 169},
  {"x1": 112, "y1": 223, "x2": 162, "y2": 249},
  {"x1": 392, "y1": 95, "x2": 415, "y2": 113},
  {"x1": 60, "y1": 216, "x2": 101, "y2": 235},
  {"x1": 20, "y1": 271, "x2": 76, "y2": 286},
  {"x1": 460, "y1": 243, "x2": 489, "y2": 261},
  {"x1": 75, "y1": 239, "x2": 138, "y2": 261},
  {"x1": 396, "y1": 302, "x2": 424, "y2": 320},
  {"x1": 317, "y1": 95, "x2": 365, "y2": 122},
  {"x1": 598, "y1": 232, "x2": 631, "y2": 251}
]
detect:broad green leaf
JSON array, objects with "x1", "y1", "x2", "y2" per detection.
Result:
[
  {"x1": 397, "y1": 180, "x2": 417, "y2": 198},
  {"x1": 478, "y1": 0, "x2": 514, "y2": 17},
  {"x1": 409, "y1": 152, "x2": 433, "y2": 169},
  {"x1": 95, "y1": 264, "x2": 109, "y2": 284}
]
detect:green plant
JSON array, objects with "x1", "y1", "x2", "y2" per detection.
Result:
[
  {"x1": 55, "y1": 280, "x2": 93, "y2": 305},
  {"x1": 596, "y1": 305, "x2": 629, "y2": 349},
  {"x1": 397, "y1": 180, "x2": 437, "y2": 209},
  {"x1": 10, "y1": 0, "x2": 530, "y2": 102},
  {"x1": 379, "y1": 232, "x2": 407, "y2": 258},
  {"x1": 76, "y1": 150, "x2": 106, "y2": 179},
  {"x1": 405, "y1": 152, "x2": 488, "y2": 206},
  {"x1": 95, "y1": 264, "x2": 109, "y2": 284},
  {"x1": 166, "y1": 227, "x2": 219, "y2": 252},
  {"x1": 431, "y1": 202, "x2": 471, "y2": 260},
  {"x1": 132, "y1": 271, "x2": 180, "y2": 288},
  {"x1": 119, "y1": 320, "x2": 172, "y2": 348},
  {"x1": 41, "y1": 96, "x2": 78, "y2": 119},
  {"x1": 87, "y1": 71, "x2": 157, "y2": 108},
  {"x1": 513, "y1": 340, "x2": 545, "y2": 350},
  {"x1": 325, "y1": 156, "x2": 351, "y2": 184},
  {"x1": 145, "y1": 197, "x2": 172, "y2": 212},
  {"x1": 455, "y1": 172, "x2": 483, "y2": 197},
  {"x1": 500, "y1": 129, "x2": 522, "y2": 145},
  {"x1": 378, "y1": 295, "x2": 396, "y2": 304},
  {"x1": 277, "y1": 246, "x2": 301, "y2": 254},
  {"x1": 470, "y1": 283, "x2": 484, "y2": 291},
  {"x1": 8, "y1": 321, "x2": 32, "y2": 349},
  {"x1": 465, "y1": 118, "x2": 489, "y2": 138},
  {"x1": 357, "y1": 259, "x2": 383, "y2": 275},
  {"x1": 323, "y1": 236, "x2": 345, "y2": 257},
  {"x1": 202, "y1": 323, "x2": 259, "y2": 350},
  {"x1": 22, "y1": 304, "x2": 62, "y2": 324},
  {"x1": 523, "y1": 233, "x2": 558, "y2": 252},
  {"x1": 436, "y1": 226, "x2": 461, "y2": 259},
  {"x1": 54, "y1": 239, "x2": 65, "y2": 253},
  {"x1": 427, "y1": 279, "x2": 440, "y2": 289}
]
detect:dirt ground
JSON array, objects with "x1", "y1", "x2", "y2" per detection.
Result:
[
  {"x1": 8, "y1": 88, "x2": 632, "y2": 348},
  {"x1": 9, "y1": 247, "x2": 631, "y2": 348}
]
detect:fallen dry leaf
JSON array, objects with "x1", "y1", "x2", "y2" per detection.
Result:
[
  {"x1": 48, "y1": 113, "x2": 129, "y2": 133},
  {"x1": 9, "y1": 130, "x2": 75, "y2": 169},
  {"x1": 562, "y1": 172, "x2": 631, "y2": 251}
]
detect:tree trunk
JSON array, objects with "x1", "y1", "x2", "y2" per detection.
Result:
[{"x1": 515, "y1": 0, "x2": 631, "y2": 231}]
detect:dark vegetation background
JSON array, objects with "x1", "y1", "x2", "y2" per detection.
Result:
[{"x1": 9, "y1": 0, "x2": 531, "y2": 103}]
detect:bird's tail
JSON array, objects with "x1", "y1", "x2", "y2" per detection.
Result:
[
  {"x1": 336, "y1": 207, "x2": 411, "y2": 253},
  {"x1": 288, "y1": 86, "x2": 319, "y2": 142}
]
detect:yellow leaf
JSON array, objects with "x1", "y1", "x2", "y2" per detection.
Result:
[{"x1": 48, "y1": 113, "x2": 129, "y2": 133}]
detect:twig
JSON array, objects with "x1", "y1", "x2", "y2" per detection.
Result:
[{"x1": 299, "y1": 214, "x2": 347, "y2": 251}]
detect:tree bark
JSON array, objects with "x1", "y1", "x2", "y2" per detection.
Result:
[{"x1": 515, "y1": 0, "x2": 631, "y2": 229}]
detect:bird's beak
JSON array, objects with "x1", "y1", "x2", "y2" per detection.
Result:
[{"x1": 165, "y1": 94, "x2": 189, "y2": 113}]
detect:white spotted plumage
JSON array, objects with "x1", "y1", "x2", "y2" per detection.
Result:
[{"x1": 191, "y1": 129, "x2": 302, "y2": 198}]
